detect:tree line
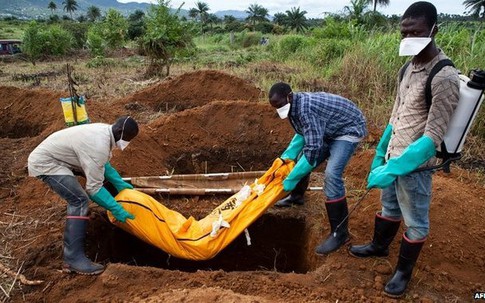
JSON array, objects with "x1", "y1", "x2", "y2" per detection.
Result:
[
  {"x1": 13, "y1": 0, "x2": 484, "y2": 76},
  {"x1": 42, "y1": 0, "x2": 484, "y2": 32}
]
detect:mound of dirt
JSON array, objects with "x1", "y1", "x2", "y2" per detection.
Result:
[
  {"x1": 0, "y1": 70, "x2": 484, "y2": 303},
  {"x1": 138, "y1": 100, "x2": 293, "y2": 173},
  {"x1": 0, "y1": 86, "x2": 65, "y2": 139},
  {"x1": 121, "y1": 70, "x2": 264, "y2": 112}
]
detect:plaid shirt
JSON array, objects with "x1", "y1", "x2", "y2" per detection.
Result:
[{"x1": 289, "y1": 92, "x2": 367, "y2": 166}]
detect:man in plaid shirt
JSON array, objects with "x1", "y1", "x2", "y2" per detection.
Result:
[{"x1": 269, "y1": 82, "x2": 367, "y2": 255}]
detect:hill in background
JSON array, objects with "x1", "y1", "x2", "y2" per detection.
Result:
[{"x1": 0, "y1": 0, "x2": 248, "y2": 20}]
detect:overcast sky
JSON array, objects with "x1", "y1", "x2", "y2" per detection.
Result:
[{"x1": 118, "y1": 0, "x2": 469, "y2": 18}]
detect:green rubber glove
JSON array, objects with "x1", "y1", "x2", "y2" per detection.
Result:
[
  {"x1": 367, "y1": 135, "x2": 436, "y2": 189},
  {"x1": 281, "y1": 134, "x2": 305, "y2": 161},
  {"x1": 283, "y1": 155, "x2": 315, "y2": 192},
  {"x1": 90, "y1": 187, "x2": 135, "y2": 222},
  {"x1": 104, "y1": 162, "x2": 133, "y2": 192},
  {"x1": 370, "y1": 124, "x2": 393, "y2": 171}
]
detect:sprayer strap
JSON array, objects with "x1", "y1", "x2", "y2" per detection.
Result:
[
  {"x1": 425, "y1": 59, "x2": 455, "y2": 109},
  {"x1": 399, "y1": 59, "x2": 455, "y2": 110}
]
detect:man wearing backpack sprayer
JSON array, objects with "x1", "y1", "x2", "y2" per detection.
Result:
[
  {"x1": 349, "y1": 2, "x2": 460, "y2": 298},
  {"x1": 28, "y1": 116, "x2": 138, "y2": 275}
]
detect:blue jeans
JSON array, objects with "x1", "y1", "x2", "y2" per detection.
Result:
[
  {"x1": 321, "y1": 140, "x2": 359, "y2": 200},
  {"x1": 381, "y1": 170, "x2": 433, "y2": 240},
  {"x1": 38, "y1": 175, "x2": 90, "y2": 217}
]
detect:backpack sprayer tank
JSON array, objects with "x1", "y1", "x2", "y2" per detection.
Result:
[{"x1": 439, "y1": 69, "x2": 485, "y2": 157}]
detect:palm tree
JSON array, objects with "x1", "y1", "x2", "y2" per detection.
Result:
[
  {"x1": 272, "y1": 12, "x2": 287, "y2": 25},
  {"x1": 245, "y1": 4, "x2": 269, "y2": 28},
  {"x1": 129, "y1": 9, "x2": 145, "y2": 22},
  {"x1": 62, "y1": 0, "x2": 78, "y2": 19},
  {"x1": 195, "y1": 2, "x2": 209, "y2": 14},
  {"x1": 191, "y1": 2, "x2": 210, "y2": 32},
  {"x1": 188, "y1": 8, "x2": 198, "y2": 20},
  {"x1": 223, "y1": 15, "x2": 241, "y2": 32},
  {"x1": 463, "y1": 0, "x2": 485, "y2": 19},
  {"x1": 206, "y1": 13, "x2": 220, "y2": 30},
  {"x1": 285, "y1": 7, "x2": 308, "y2": 33},
  {"x1": 48, "y1": 1, "x2": 57, "y2": 15},
  {"x1": 366, "y1": 0, "x2": 390, "y2": 13},
  {"x1": 223, "y1": 15, "x2": 236, "y2": 24},
  {"x1": 77, "y1": 14, "x2": 87, "y2": 22},
  {"x1": 86, "y1": 5, "x2": 101, "y2": 22},
  {"x1": 344, "y1": 0, "x2": 369, "y2": 23}
]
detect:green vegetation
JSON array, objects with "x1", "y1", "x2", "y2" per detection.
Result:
[
  {"x1": 0, "y1": 20, "x2": 27, "y2": 39},
  {"x1": 21, "y1": 21, "x2": 44, "y2": 65},
  {"x1": 86, "y1": 26, "x2": 105, "y2": 57},
  {"x1": 141, "y1": 0, "x2": 196, "y2": 77},
  {"x1": 101, "y1": 9, "x2": 129, "y2": 49},
  {"x1": 21, "y1": 21, "x2": 74, "y2": 64}
]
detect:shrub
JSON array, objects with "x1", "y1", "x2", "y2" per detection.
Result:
[
  {"x1": 62, "y1": 21, "x2": 89, "y2": 49},
  {"x1": 101, "y1": 9, "x2": 128, "y2": 49},
  {"x1": 87, "y1": 26, "x2": 105, "y2": 57},
  {"x1": 302, "y1": 38, "x2": 353, "y2": 67},
  {"x1": 271, "y1": 34, "x2": 309, "y2": 60},
  {"x1": 240, "y1": 31, "x2": 262, "y2": 48},
  {"x1": 86, "y1": 56, "x2": 116, "y2": 68},
  {"x1": 255, "y1": 22, "x2": 274, "y2": 34},
  {"x1": 312, "y1": 17, "x2": 352, "y2": 39},
  {"x1": 128, "y1": 10, "x2": 146, "y2": 40},
  {"x1": 45, "y1": 25, "x2": 74, "y2": 55},
  {"x1": 142, "y1": 0, "x2": 196, "y2": 77},
  {"x1": 22, "y1": 21, "x2": 45, "y2": 64}
]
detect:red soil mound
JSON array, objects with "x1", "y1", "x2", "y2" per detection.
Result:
[{"x1": 121, "y1": 70, "x2": 264, "y2": 112}]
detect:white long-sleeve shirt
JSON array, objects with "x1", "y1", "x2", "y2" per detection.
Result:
[{"x1": 28, "y1": 123, "x2": 115, "y2": 195}]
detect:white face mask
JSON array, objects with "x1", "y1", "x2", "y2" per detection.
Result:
[
  {"x1": 115, "y1": 117, "x2": 130, "y2": 151},
  {"x1": 399, "y1": 37, "x2": 431, "y2": 56},
  {"x1": 399, "y1": 24, "x2": 435, "y2": 57},
  {"x1": 276, "y1": 103, "x2": 291, "y2": 119},
  {"x1": 116, "y1": 139, "x2": 130, "y2": 151}
]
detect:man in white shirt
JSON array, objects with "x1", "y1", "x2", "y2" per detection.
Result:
[{"x1": 28, "y1": 116, "x2": 138, "y2": 275}]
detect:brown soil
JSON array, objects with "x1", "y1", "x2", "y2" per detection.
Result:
[{"x1": 0, "y1": 70, "x2": 484, "y2": 303}]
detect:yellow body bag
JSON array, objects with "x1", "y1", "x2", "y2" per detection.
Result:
[{"x1": 110, "y1": 158, "x2": 294, "y2": 260}]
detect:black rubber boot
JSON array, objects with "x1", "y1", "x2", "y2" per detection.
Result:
[
  {"x1": 274, "y1": 174, "x2": 310, "y2": 207},
  {"x1": 349, "y1": 212, "x2": 401, "y2": 258},
  {"x1": 384, "y1": 233, "x2": 426, "y2": 298},
  {"x1": 63, "y1": 217, "x2": 105, "y2": 275},
  {"x1": 315, "y1": 197, "x2": 350, "y2": 255}
]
